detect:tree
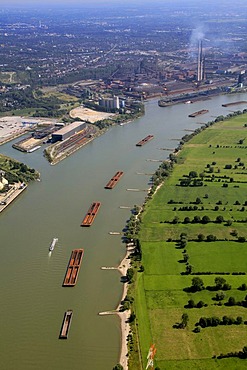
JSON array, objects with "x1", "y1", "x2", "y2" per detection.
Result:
[
  {"x1": 195, "y1": 197, "x2": 202, "y2": 204},
  {"x1": 215, "y1": 277, "x2": 226, "y2": 290},
  {"x1": 128, "y1": 312, "x2": 136, "y2": 323},
  {"x1": 238, "y1": 236, "x2": 246, "y2": 243},
  {"x1": 227, "y1": 297, "x2": 236, "y2": 306},
  {"x1": 113, "y1": 364, "x2": 124, "y2": 370},
  {"x1": 172, "y1": 216, "x2": 179, "y2": 224},
  {"x1": 206, "y1": 234, "x2": 216, "y2": 242},
  {"x1": 197, "y1": 300, "x2": 205, "y2": 308},
  {"x1": 192, "y1": 277, "x2": 204, "y2": 291},
  {"x1": 215, "y1": 291, "x2": 225, "y2": 301},
  {"x1": 236, "y1": 316, "x2": 243, "y2": 325},
  {"x1": 238, "y1": 283, "x2": 247, "y2": 291},
  {"x1": 181, "y1": 313, "x2": 189, "y2": 328},
  {"x1": 187, "y1": 299, "x2": 195, "y2": 308},
  {"x1": 198, "y1": 233, "x2": 205, "y2": 241},
  {"x1": 193, "y1": 215, "x2": 201, "y2": 223},
  {"x1": 183, "y1": 217, "x2": 190, "y2": 224},
  {"x1": 126, "y1": 268, "x2": 134, "y2": 282},
  {"x1": 202, "y1": 215, "x2": 210, "y2": 224},
  {"x1": 183, "y1": 253, "x2": 189, "y2": 262},
  {"x1": 189, "y1": 171, "x2": 198, "y2": 178}
]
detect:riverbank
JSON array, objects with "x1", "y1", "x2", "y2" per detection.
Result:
[
  {"x1": 0, "y1": 182, "x2": 27, "y2": 213},
  {"x1": 133, "y1": 110, "x2": 247, "y2": 369},
  {"x1": 99, "y1": 245, "x2": 133, "y2": 370}
]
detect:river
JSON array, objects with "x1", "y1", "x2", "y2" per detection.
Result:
[{"x1": 0, "y1": 93, "x2": 246, "y2": 370}]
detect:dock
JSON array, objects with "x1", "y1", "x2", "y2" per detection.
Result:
[
  {"x1": 63, "y1": 249, "x2": 84, "y2": 287},
  {"x1": 188, "y1": 109, "x2": 209, "y2": 118},
  {"x1": 136, "y1": 135, "x2": 154, "y2": 146},
  {"x1": 59, "y1": 310, "x2": 73, "y2": 339},
  {"x1": 81, "y1": 202, "x2": 101, "y2": 226},
  {"x1": 105, "y1": 171, "x2": 123, "y2": 189}
]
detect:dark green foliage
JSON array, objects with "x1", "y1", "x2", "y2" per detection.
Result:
[
  {"x1": 112, "y1": 364, "x2": 124, "y2": 370},
  {"x1": 126, "y1": 268, "x2": 134, "y2": 283}
]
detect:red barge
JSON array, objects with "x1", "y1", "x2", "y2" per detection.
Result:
[
  {"x1": 81, "y1": 202, "x2": 101, "y2": 226},
  {"x1": 63, "y1": 249, "x2": 84, "y2": 287},
  {"x1": 105, "y1": 171, "x2": 124, "y2": 189},
  {"x1": 188, "y1": 109, "x2": 209, "y2": 118},
  {"x1": 59, "y1": 310, "x2": 73, "y2": 339},
  {"x1": 136, "y1": 135, "x2": 154, "y2": 146}
]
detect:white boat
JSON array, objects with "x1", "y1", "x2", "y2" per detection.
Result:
[{"x1": 49, "y1": 238, "x2": 58, "y2": 251}]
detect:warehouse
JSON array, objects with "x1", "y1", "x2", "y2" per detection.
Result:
[{"x1": 51, "y1": 121, "x2": 87, "y2": 142}]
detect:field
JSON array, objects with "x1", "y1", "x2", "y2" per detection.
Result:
[{"x1": 133, "y1": 112, "x2": 247, "y2": 370}]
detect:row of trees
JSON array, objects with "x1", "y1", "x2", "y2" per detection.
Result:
[
  {"x1": 197, "y1": 315, "x2": 244, "y2": 328},
  {"x1": 216, "y1": 345, "x2": 247, "y2": 360},
  {"x1": 184, "y1": 277, "x2": 232, "y2": 293},
  {"x1": 169, "y1": 215, "x2": 237, "y2": 225}
]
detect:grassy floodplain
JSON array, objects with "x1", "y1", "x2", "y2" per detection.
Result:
[{"x1": 133, "y1": 112, "x2": 247, "y2": 370}]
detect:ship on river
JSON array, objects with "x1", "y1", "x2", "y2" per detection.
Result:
[
  {"x1": 59, "y1": 310, "x2": 73, "y2": 339},
  {"x1": 188, "y1": 109, "x2": 209, "y2": 118},
  {"x1": 81, "y1": 202, "x2": 101, "y2": 226},
  {"x1": 105, "y1": 171, "x2": 124, "y2": 189},
  {"x1": 136, "y1": 135, "x2": 154, "y2": 146},
  {"x1": 49, "y1": 238, "x2": 58, "y2": 252}
]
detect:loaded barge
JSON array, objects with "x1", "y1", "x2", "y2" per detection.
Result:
[
  {"x1": 105, "y1": 171, "x2": 124, "y2": 189},
  {"x1": 59, "y1": 310, "x2": 73, "y2": 339},
  {"x1": 188, "y1": 109, "x2": 209, "y2": 118},
  {"x1": 81, "y1": 202, "x2": 101, "y2": 226},
  {"x1": 63, "y1": 249, "x2": 84, "y2": 286},
  {"x1": 136, "y1": 135, "x2": 154, "y2": 146}
]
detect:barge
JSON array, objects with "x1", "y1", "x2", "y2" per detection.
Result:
[
  {"x1": 188, "y1": 109, "x2": 209, "y2": 118},
  {"x1": 222, "y1": 101, "x2": 247, "y2": 107},
  {"x1": 63, "y1": 249, "x2": 84, "y2": 287},
  {"x1": 59, "y1": 310, "x2": 73, "y2": 339},
  {"x1": 81, "y1": 202, "x2": 101, "y2": 226},
  {"x1": 105, "y1": 171, "x2": 124, "y2": 189},
  {"x1": 136, "y1": 135, "x2": 154, "y2": 146}
]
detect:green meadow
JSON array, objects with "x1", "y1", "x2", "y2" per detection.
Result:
[{"x1": 132, "y1": 112, "x2": 247, "y2": 370}]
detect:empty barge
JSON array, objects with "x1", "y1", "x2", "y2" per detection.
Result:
[
  {"x1": 59, "y1": 310, "x2": 73, "y2": 339},
  {"x1": 105, "y1": 171, "x2": 124, "y2": 189},
  {"x1": 81, "y1": 202, "x2": 101, "y2": 226},
  {"x1": 222, "y1": 101, "x2": 247, "y2": 107},
  {"x1": 136, "y1": 135, "x2": 154, "y2": 146},
  {"x1": 188, "y1": 109, "x2": 209, "y2": 118},
  {"x1": 63, "y1": 249, "x2": 84, "y2": 286}
]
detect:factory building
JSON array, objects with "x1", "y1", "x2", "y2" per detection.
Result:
[
  {"x1": 98, "y1": 96, "x2": 120, "y2": 110},
  {"x1": 51, "y1": 121, "x2": 87, "y2": 142}
]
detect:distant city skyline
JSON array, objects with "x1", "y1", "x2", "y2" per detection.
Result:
[{"x1": 1, "y1": 0, "x2": 242, "y2": 6}]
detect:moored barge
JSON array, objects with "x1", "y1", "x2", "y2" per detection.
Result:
[
  {"x1": 188, "y1": 109, "x2": 209, "y2": 118},
  {"x1": 105, "y1": 171, "x2": 124, "y2": 189},
  {"x1": 59, "y1": 310, "x2": 73, "y2": 339},
  {"x1": 136, "y1": 135, "x2": 154, "y2": 146},
  {"x1": 81, "y1": 202, "x2": 101, "y2": 226},
  {"x1": 63, "y1": 249, "x2": 84, "y2": 286},
  {"x1": 222, "y1": 101, "x2": 247, "y2": 107}
]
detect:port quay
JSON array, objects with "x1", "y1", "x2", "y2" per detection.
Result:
[{"x1": 0, "y1": 93, "x2": 246, "y2": 370}]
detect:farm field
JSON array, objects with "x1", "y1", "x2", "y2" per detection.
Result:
[{"x1": 133, "y1": 112, "x2": 247, "y2": 370}]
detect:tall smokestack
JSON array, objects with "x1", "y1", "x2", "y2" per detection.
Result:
[{"x1": 197, "y1": 40, "x2": 203, "y2": 82}]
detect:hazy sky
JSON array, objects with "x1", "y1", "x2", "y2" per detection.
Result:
[{"x1": 0, "y1": 0, "x2": 188, "y2": 5}]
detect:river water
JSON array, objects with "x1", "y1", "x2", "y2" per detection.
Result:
[{"x1": 0, "y1": 93, "x2": 246, "y2": 370}]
